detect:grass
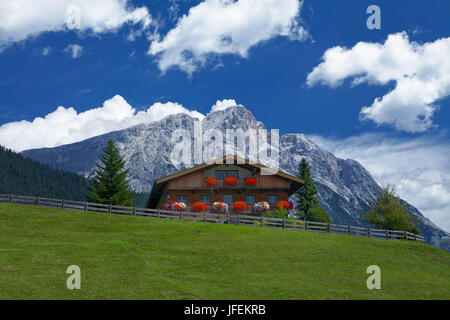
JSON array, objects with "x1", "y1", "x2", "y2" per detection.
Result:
[{"x1": 0, "y1": 203, "x2": 449, "y2": 300}]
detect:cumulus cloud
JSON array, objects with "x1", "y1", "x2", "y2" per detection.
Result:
[
  {"x1": 307, "y1": 32, "x2": 450, "y2": 133},
  {"x1": 310, "y1": 133, "x2": 450, "y2": 232},
  {"x1": 63, "y1": 44, "x2": 83, "y2": 58},
  {"x1": 0, "y1": 95, "x2": 206, "y2": 152},
  {"x1": 0, "y1": 0, "x2": 152, "y2": 51},
  {"x1": 149, "y1": 0, "x2": 308, "y2": 74}
]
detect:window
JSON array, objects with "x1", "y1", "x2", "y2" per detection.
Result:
[
  {"x1": 223, "y1": 195, "x2": 233, "y2": 204},
  {"x1": 226, "y1": 170, "x2": 238, "y2": 178},
  {"x1": 245, "y1": 195, "x2": 255, "y2": 204},
  {"x1": 268, "y1": 195, "x2": 278, "y2": 204},
  {"x1": 200, "y1": 195, "x2": 210, "y2": 204},
  {"x1": 216, "y1": 170, "x2": 226, "y2": 179},
  {"x1": 177, "y1": 195, "x2": 187, "y2": 203},
  {"x1": 216, "y1": 170, "x2": 238, "y2": 179}
]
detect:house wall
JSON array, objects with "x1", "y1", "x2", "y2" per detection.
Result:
[
  {"x1": 159, "y1": 163, "x2": 292, "y2": 208},
  {"x1": 167, "y1": 166, "x2": 290, "y2": 189}
]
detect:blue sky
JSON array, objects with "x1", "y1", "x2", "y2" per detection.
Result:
[{"x1": 0, "y1": 0, "x2": 449, "y2": 231}]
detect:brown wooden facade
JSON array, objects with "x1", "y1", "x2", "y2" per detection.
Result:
[{"x1": 146, "y1": 155, "x2": 304, "y2": 211}]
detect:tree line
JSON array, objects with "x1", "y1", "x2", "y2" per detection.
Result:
[{"x1": 0, "y1": 145, "x2": 88, "y2": 200}]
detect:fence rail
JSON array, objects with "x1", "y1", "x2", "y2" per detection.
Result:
[{"x1": 0, "y1": 193, "x2": 426, "y2": 243}]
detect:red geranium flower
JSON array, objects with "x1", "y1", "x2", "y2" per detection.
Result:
[
  {"x1": 275, "y1": 200, "x2": 290, "y2": 210},
  {"x1": 245, "y1": 177, "x2": 256, "y2": 186},
  {"x1": 224, "y1": 176, "x2": 238, "y2": 185},
  {"x1": 205, "y1": 176, "x2": 217, "y2": 186},
  {"x1": 233, "y1": 201, "x2": 247, "y2": 211},
  {"x1": 192, "y1": 201, "x2": 207, "y2": 212}
]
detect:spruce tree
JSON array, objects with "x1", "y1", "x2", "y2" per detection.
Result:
[
  {"x1": 295, "y1": 158, "x2": 319, "y2": 218},
  {"x1": 87, "y1": 139, "x2": 135, "y2": 206}
]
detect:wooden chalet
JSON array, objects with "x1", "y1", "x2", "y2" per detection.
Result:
[{"x1": 146, "y1": 155, "x2": 304, "y2": 213}]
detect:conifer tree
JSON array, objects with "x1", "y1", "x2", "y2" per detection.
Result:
[
  {"x1": 364, "y1": 185, "x2": 419, "y2": 234},
  {"x1": 295, "y1": 158, "x2": 319, "y2": 217},
  {"x1": 87, "y1": 139, "x2": 135, "y2": 206}
]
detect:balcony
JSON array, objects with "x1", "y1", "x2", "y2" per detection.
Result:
[
  {"x1": 207, "y1": 178, "x2": 256, "y2": 189},
  {"x1": 166, "y1": 202, "x2": 267, "y2": 215}
]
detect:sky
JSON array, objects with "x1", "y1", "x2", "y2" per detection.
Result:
[{"x1": 0, "y1": 0, "x2": 449, "y2": 231}]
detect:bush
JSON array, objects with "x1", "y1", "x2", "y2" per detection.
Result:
[
  {"x1": 306, "y1": 207, "x2": 331, "y2": 223},
  {"x1": 266, "y1": 207, "x2": 289, "y2": 219}
]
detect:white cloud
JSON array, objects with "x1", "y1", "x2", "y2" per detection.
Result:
[
  {"x1": 149, "y1": 0, "x2": 308, "y2": 74},
  {"x1": 0, "y1": 0, "x2": 152, "y2": 51},
  {"x1": 210, "y1": 99, "x2": 239, "y2": 113},
  {"x1": 310, "y1": 133, "x2": 450, "y2": 232},
  {"x1": 0, "y1": 95, "x2": 206, "y2": 152},
  {"x1": 63, "y1": 44, "x2": 83, "y2": 58},
  {"x1": 307, "y1": 32, "x2": 450, "y2": 133},
  {"x1": 42, "y1": 47, "x2": 52, "y2": 56}
]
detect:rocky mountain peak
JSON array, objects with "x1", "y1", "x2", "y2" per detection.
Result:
[{"x1": 203, "y1": 105, "x2": 265, "y2": 132}]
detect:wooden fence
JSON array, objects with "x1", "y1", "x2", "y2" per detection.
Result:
[{"x1": 0, "y1": 193, "x2": 426, "y2": 243}]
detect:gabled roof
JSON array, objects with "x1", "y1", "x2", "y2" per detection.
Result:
[
  {"x1": 146, "y1": 154, "x2": 304, "y2": 208},
  {"x1": 155, "y1": 154, "x2": 304, "y2": 184}
]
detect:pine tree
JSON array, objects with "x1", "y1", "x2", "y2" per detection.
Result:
[
  {"x1": 87, "y1": 139, "x2": 135, "y2": 206},
  {"x1": 364, "y1": 185, "x2": 419, "y2": 234},
  {"x1": 295, "y1": 158, "x2": 319, "y2": 218}
]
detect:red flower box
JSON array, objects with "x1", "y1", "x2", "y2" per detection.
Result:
[
  {"x1": 205, "y1": 176, "x2": 217, "y2": 186},
  {"x1": 275, "y1": 200, "x2": 290, "y2": 210},
  {"x1": 224, "y1": 176, "x2": 238, "y2": 185},
  {"x1": 173, "y1": 202, "x2": 186, "y2": 211},
  {"x1": 245, "y1": 177, "x2": 256, "y2": 186},
  {"x1": 233, "y1": 201, "x2": 247, "y2": 211},
  {"x1": 192, "y1": 201, "x2": 207, "y2": 212}
]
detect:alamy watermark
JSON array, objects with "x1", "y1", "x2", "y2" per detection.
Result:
[
  {"x1": 66, "y1": 5, "x2": 82, "y2": 30},
  {"x1": 366, "y1": 5, "x2": 381, "y2": 30},
  {"x1": 66, "y1": 265, "x2": 81, "y2": 290},
  {"x1": 366, "y1": 265, "x2": 381, "y2": 290},
  {"x1": 170, "y1": 121, "x2": 279, "y2": 175}
]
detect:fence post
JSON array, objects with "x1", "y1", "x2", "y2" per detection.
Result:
[
  {"x1": 368, "y1": 228, "x2": 371, "y2": 238},
  {"x1": 260, "y1": 216, "x2": 263, "y2": 227},
  {"x1": 283, "y1": 219, "x2": 286, "y2": 229},
  {"x1": 305, "y1": 220, "x2": 308, "y2": 230},
  {"x1": 157, "y1": 209, "x2": 161, "y2": 218},
  {"x1": 84, "y1": 202, "x2": 88, "y2": 212},
  {"x1": 386, "y1": 229, "x2": 389, "y2": 239},
  {"x1": 327, "y1": 223, "x2": 331, "y2": 233},
  {"x1": 10, "y1": 194, "x2": 13, "y2": 203},
  {"x1": 132, "y1": 207, "x2": 136, "y2": 216},
  {"x1": 180, "y1": 211, "x2": 183, "y2": 220},
  {"x1": 36, "y1": 196, "x2": 40, "y2": 206},
  {"x1": 348, "y1": 225, "x2": 351, "y2": 235},
  {"x1": 203, "y1": 212, "x2": 207, "y2": 223},
  {"x1": 109, "y1": 203, "x2": 112, "y2": 213},
  {"x1": 61, "y1": 199, "x2": 65, "y2": 210}
]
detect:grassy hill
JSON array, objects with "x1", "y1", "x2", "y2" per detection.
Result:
[{"x1": 0, "y1": 203, "x2": 448, "y2": 300}]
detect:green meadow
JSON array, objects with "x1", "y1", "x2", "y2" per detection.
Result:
[{"x1": 0, "y1": 203, "x2": 448, "y2": 299}]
